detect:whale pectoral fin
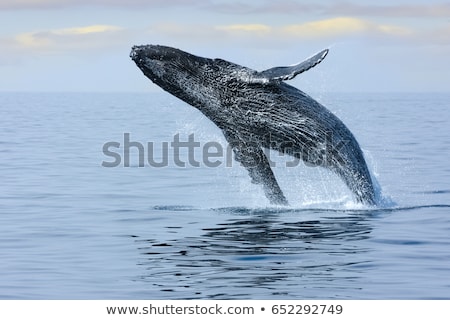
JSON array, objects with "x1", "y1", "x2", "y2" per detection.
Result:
[
  {"x1": 225, "y1": 134, "x2": 288, "y2": 205},
  {"x1": 256, "y1": 48, "x2": 329, "y2": 81}
]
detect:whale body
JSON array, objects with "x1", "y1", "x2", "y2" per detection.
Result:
[{"x1": 130, "y1": 45, "x2": 376, "y2": 206}]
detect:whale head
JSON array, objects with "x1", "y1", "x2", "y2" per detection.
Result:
[
  {"x1": 130, "y1": 45, "x2": 256, "y2": 113},
  {"x1": 130, "y1": 45, "x2": 204, "y2": 89}
]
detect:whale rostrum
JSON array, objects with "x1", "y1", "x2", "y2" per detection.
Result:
[{"x1": 130, "y1": 45, "x2": 376, "y2": 206}]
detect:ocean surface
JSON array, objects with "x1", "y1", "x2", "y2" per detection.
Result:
[{"x1": 0, "y1": 92, "x2": 449, "y2": 299}]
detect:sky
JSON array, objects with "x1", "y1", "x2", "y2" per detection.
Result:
[{"x1": 1, "y1": 0, "x2": 449, "y2": 92}]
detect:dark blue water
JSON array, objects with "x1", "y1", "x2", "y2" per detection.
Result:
[{"x1": 1, "y1": 92, "x2": 449, "y2": 299}]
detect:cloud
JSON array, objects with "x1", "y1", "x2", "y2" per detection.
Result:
[
  {"x1": 0, "y1": 24, "x2": 130, "y2": 66},
  {"x1": 216, "y1": 24, "x2": 272, "y2": 34},
  {"x1": 0, "y1": 0, "x2": 68, "y2": 10},
  {"x1": 205, "y1": 1, "x2": 321, "y2": 15},
  {"x1": 214, "y1": 17, "x2": 414, "y2": 41},
  {"x1": 283, "y1": 17, "x2": 369, "y2": 38},
  {"x1": 283, "y1": 17, "x2": 415, "y2": 39},
  {"x1": 204, "y1": 1, "x2": 450, "y2": 18},
  {"x1": 13, "y1": 24, "x2": 126, "y2": 52},
  {"x1": 149, "y1": 23, "x2": 220, "y2": 43},
  {"x1": 210, "y1": 1, "x2": 450, "y2": 18},
  {"x1": 2, "y1": 0, "x2": 450, "y2": 19},
  {"x1": 2, "y1": 16, "x2": 447, "y2": 65},
  {"x1": 0, "y1": 0, "x2": 200, "y2": 10},
  {"x1": 50, "y1": 25, "x2": 122, "y2": 35},
  {"x1": 327, "y1": 2, "x2": 450, "y2": 18},
  {"x1": 141, "y1": 16, "x2": 450, "y2": 51},
  {"x1": 149, "y1": 23, "x2": 274, "y2": 46}
]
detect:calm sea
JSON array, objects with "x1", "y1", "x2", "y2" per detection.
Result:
[{"x1": 0, "y1": 92, "x2": 449, "y2": 299}]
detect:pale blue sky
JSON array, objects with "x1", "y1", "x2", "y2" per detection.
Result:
[{"x1": 1, "y1": 0, "x2": 449, "y2": 92}]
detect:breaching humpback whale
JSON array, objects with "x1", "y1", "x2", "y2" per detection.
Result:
[{"x1": 130, "y1": 45, "x2": 376, "y2": 206}]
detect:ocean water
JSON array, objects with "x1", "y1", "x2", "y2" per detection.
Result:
[{"x1": 0, "y1": 91, "x2": 449, "y2": 299}]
